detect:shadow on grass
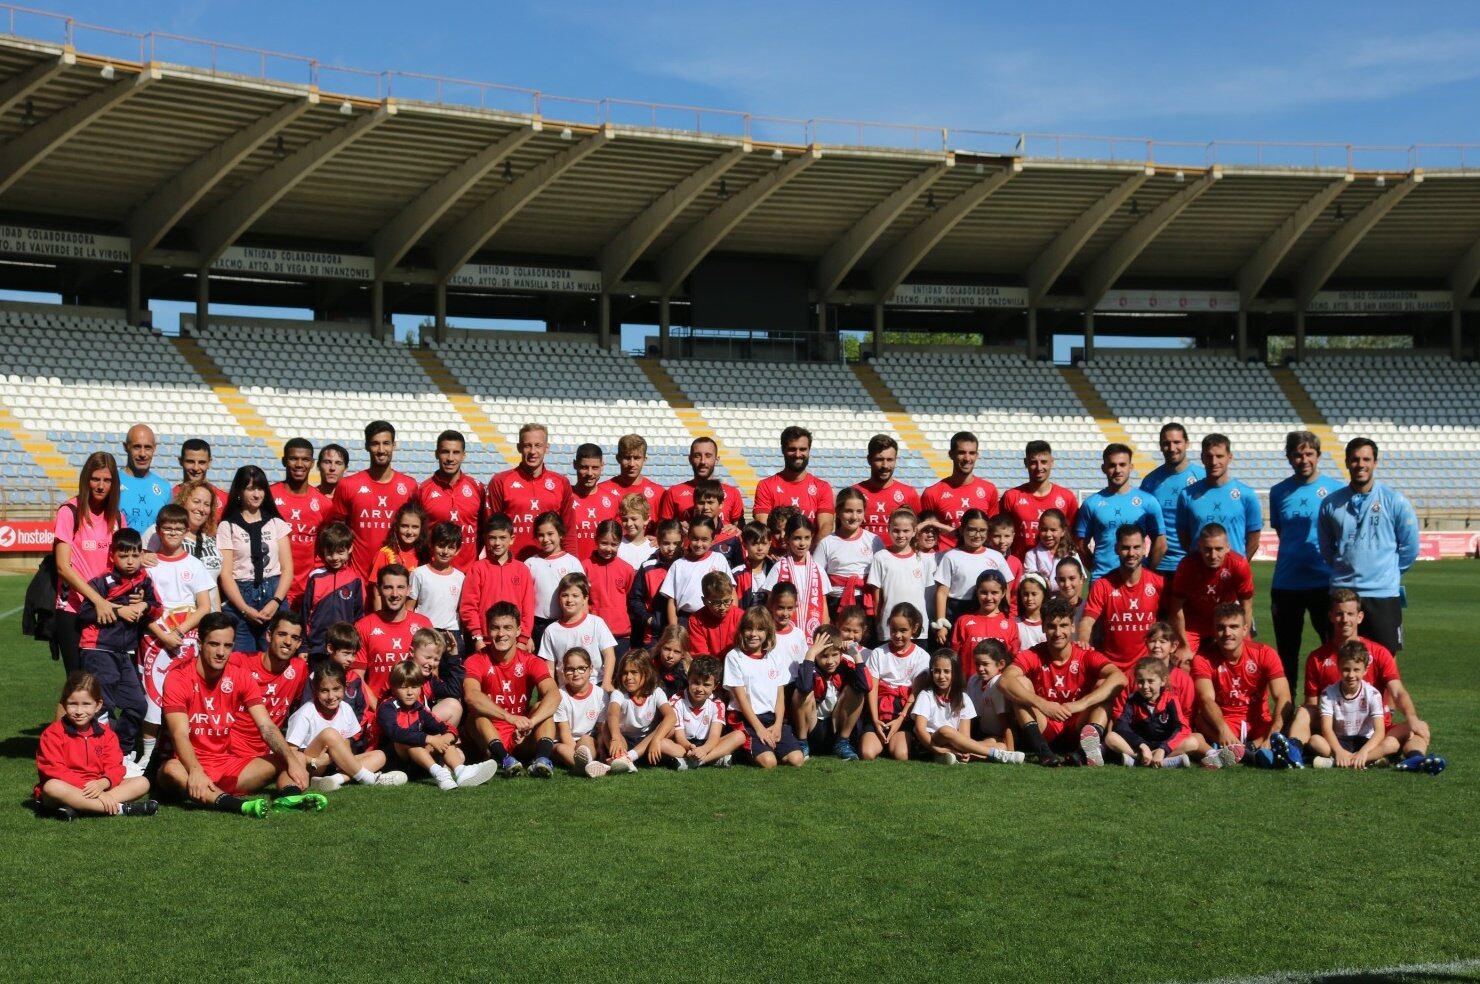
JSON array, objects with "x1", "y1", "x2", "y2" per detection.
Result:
[{"x1": 0, "y1": 725, "x2": 44, "y2": 761}]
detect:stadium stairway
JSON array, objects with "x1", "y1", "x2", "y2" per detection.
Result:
[
  {"x1": 1270, "y1": 368, "x2": 1347, "y2": 479},
  {"x1": 0, "y1": 403, "x2": 71, "y2": 491},
  {"x1": 409, "y1": 347, "x2": 518, "y2": 468},
  {"x1": 171, "y1": 336, "x2": 281, "y2": 445},
  {"x1": 636, "y1": 358, "x2": 760, "y2": 499},
  {"x1": 850, "y1": 363, "x2": 951, "y2": 479},
  {"x1": 1059, "y1": 366, "x2": 1157, "y2": 477}
]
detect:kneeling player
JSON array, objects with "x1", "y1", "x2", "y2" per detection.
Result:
[
  {"x1": 1000, "y1": 597, "x2": 1125, "y2": 766},
  {"x1": 1191, "y1": 604, "x2": 1291, "y2": 767},
  {"x1": 158, "y1": 613, "x2": 318, "y2": 816},
  {"x1": 462, "y1": 601, "x2": 561, "y2": 778}
]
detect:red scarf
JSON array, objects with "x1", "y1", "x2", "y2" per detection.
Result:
[{"x1": 774, "y1": 552, "x2": 826, "y2": 641}]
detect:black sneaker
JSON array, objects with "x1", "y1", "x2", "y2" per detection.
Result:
[
  {"x1": 120, "y1": 799, "x2": 159, "y2": 817},
  {"x1": 54, "y1": 806, "x2": 79, "y2": 822}
]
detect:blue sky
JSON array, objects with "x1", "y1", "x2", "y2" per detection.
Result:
[{"x1": 10, "y1": 1, "x2": 1480, "y2": 355}]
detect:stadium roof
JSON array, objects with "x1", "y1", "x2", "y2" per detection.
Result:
[{"x1": 0, "y1": 10, "x2": 1479, "y2": 322}]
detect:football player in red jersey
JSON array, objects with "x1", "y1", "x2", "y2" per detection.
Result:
[
  {"x1": 568, "y1": 443, "x2": 620, "y2": 562},
  {"x1": 272, "y1": 437, "x2": 331, "y2": 607},
  {"x1": 174, "y1": 438, "x2": 227, "y2": 519},
  {"x1": 1078, "y1": 525, "x2": 1165, "y2": 675},
  {"x1": 462, "y1": 601, "x2": 561, "y2": 777},
  {"x1": 354, "y1": 564, "x2": 433, "y2": 696},
  {"x1": 657, "y1": 436, "x2": 745, "y2": 530},
  {"x1": 1192, "y1": 604, "x2": 1292, "y2": 758},
  {"x1": 1280, "y1": 588, "x2": 1433, "y2": 769},
  {"x1": 1167, "y1": 524, "x2": 1255, "y2": 657},
  {"x1": 601, "y1": 434, "x2": 665, "y2": 533},
  {"x1": 921, "y1": 431, "x2": 999, "y2": 552},
  {"x1": 329, "y1": 421, "x2": 418, "y2": 580},
  {"x1": 416, "y1": 429, "x2": 484, "y2": 572},
  {"x1": 1000, "y1": 596, "x2": 1124, "y2": 766},
  {"x1": 486, "y1": 422, "x2": 575, "y2": 560},
  {"x1": 851, "y1": 434, "x2": 922, "y2": 539},
  {"x1": 157, "y1": 613, "x2": 314, "y2": 816},
  {"x1": 1000, "y1": 440, "x2": 1079, "y2": 561},
  {"x1": 754, "y1": 425, "x2": 835, "y2": 537}
]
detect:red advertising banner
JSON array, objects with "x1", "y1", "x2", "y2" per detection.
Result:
[
  {"x1": 0, "y1": 521, "x2": 55, "y2": 553},
  {"x1": 1254, "y1": 530, "x2": 1478, "y2": 562}
]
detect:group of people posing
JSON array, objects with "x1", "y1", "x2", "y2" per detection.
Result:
[{"x1": 33, "y1": 415, "x2": 1444, "y2": 819}]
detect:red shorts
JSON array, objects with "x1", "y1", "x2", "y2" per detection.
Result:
[
  {"x1": 725, "y1": 709, "x2": 752, "y2": 752},
  {"x1": 1207, "y1": 713, "x2": 1270, "y2": 745},
  {"x1": 1042, "y1": 713, "x2": 1089, "y2": 750},
  {"x1": 197, "y1": 753, "x2": 263, "y2": 795},
  {"x1": 488, "y1": 719, "x2": 516, "y2": 748}
]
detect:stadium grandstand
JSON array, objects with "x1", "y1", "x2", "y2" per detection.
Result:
[{"x1": 0, "y1": 5, "x2": 1478, "y2": 530}]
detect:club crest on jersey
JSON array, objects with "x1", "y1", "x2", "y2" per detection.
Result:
[
  {"x1": 284, "y1": 665, "x2": 296, "y2": 680},
  {"x1": 514, "y1": 662, "x2": 526, "y2": 677},
  {"x1": 893, "y1": 491, "x2": 904, "y2": 503},
  {"x1": 807, "y1": 484, "x2": 817, "y2": 496},
  {"x1": 394, "y1": 483, "x2": 406, "y2": 496},
  {"x1": 1230, "y1": 489, "x2": 1241, "y2": 500},
  {"x1": 462, "y1": 485, "x2": 473, "y2": 498},
  {"x1": 544, "y1": 479, "x2": 556, "y2": 491},
  {"x1": 1054, "y1": 497, "x2": 1065, "y2": 508},
  {"x1": 1069, "y1": 660, "x2": 1080, "y2": 675},
  {"x1": 221, "y1": 677, "x2": 234, "y2": 694},
  {"x1": 1244, "y1": 659, "x2": 1256, "y2": 674},
  {"x1": 1131, "y1": 496, "x2": 1142, "y2": 506},
  {"x1": 1317, "y1": 487, "x2": 1328, "y2": 498}
]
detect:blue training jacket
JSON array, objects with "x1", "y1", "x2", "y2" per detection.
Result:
[{"x1": 1317, "y1": 481, "x2": 1419, "y2": 597}]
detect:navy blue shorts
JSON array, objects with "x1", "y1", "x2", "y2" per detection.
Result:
[{"x1": 745, "y1": 711, "x2": 802, "y2": 760}]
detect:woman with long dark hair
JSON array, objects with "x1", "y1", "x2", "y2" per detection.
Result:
[
  {"x1": 52, "y1": 451, "x2": 126, "y2": 672},
  {"x1": 215, "y1": 465, "x2": 294, "y2": 652}
]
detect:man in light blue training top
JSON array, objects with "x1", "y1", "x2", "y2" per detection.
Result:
[
  {"x1": 1140, "y1": 422, "x2": 1204, "y2": 577},
  {"x1": 1318, "y1": 437, "x2": 1419, "y2": 653},
  {"x1": 1075, "y1": 443, "x2": 1164, "y2": 582},
  {"x1": 1268, "y1": 429, "x2": 1345, "y2": 686},
  {"x1": 1175, "y1": 433, "x2": 1262, "y2": 560},
  {"x1": 118, "y1": 423, "x2": 170, "y2": 534}
]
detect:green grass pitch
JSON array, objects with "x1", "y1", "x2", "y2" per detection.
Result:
[{"x1": 0, "y1": 562, "x2": 1476, "y2": 983}]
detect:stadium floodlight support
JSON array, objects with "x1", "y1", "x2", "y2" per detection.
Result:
[
  {"x1": 1291, "y1": 171, "x2": 1423, "y2": 360},
  {"x1": 867, "y1": 162, "x2": 1020, "y2": 303},
  {"x1": 373, "y1": 123, "x2": 541, "y2": 278},
  {"x1": 1236, "y1": 175, "x2": 1353, "y2": 312},
  {"x1": 190, "y1": 103, "x2": 397, "y2": 272},
  {"x1": 816, "y1": 160, "x2": 952, "y2": 298},
  {"x1": 0, "y1": 50, "x2": 73, "y2": 119},
  {"x1": 1078, "y1": 168, "x2": 1222, "y2": 315},
  {"x1": 0, "y1": 66, "x2": 157, "y2": 198},
  {"x1": 429, "y1": 127, "x2": 613, "y2": 285},
  {"x1": 598, "y1": 145, "x2": 750, "y2": 293},
  {"x1": 655, "y1": 145, "x2": 822, "y2": 298},
  {"x1": 1024, "y1": 168, "x2": 1152, "y2": 307},
  {"x1": 1444, "y1": 231, "x2": 1480, "y2": 360},
  {"x1": 127, "y1": 95, "x2": 319, "y2": 262}
]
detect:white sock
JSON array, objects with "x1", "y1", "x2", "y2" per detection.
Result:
[
  {"x1": 353, "y1": 768, "x2": 377, "y2": 784},
  {"x1": 428, "y1": 764, "x2": 451, "y2": 781},
  {"x1": 140, "y1": 737, "x2": 156, "y2": 763},
  {"x1": 626, "y1": 748, "x2": 639, "y2": 761}
]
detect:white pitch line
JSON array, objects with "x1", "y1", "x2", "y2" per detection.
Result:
[
  {"x1": 1171, "y1": 957, "x2": 1480, "y2": 984},
  {"x1": 0, "y1": 603, "x2": 22, "y2": 621}
]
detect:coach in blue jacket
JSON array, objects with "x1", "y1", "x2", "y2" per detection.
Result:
[{"x1": 1318, "y1": 437, "x2": 1419, "y2": 653}]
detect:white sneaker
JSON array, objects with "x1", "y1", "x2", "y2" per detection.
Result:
[
  {"x1": 436, "y1": 775, "x2": 458, "y2": 791},
  {"x1": 310, "y1": 774, "x2": 347, "y2": 793},
  {"x1": 374, "y1": 770, "x2": 409, "y2": 786},
  {"x1": 933, "y1": 751, "x2": 960, "y2": 766},
  {"x1": 574, "y1": 745, "x2": 593, "y2": 768},
  {"x1": 1312, "y1": 756, "x2": 1335, "y2": 769},
  {"x1": 457, "y1": 760, "x2": 498, "y2": 788},
  {"x1": 717, "y1": 754, "x2": 732, "y2": 768},
  {"x1": 673, "y1": 756, "x2": 689, "y2": 771},
  {"x1": 609, "y1": 757, "x2": 636, "y2": 774},
  {"x1": 583, "y1": 760, "x2": 611, "y2": 778},
  {"x1": 123, "y1": 755, "x2": 147, "y2": 779},
  {"x1": 1010, "y1": 751, "x2": 1027, "y2": 765}
]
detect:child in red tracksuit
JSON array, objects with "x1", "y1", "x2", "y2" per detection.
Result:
[{"x1": 35, "y1": 671, "x2": 155, "y2": 819}]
